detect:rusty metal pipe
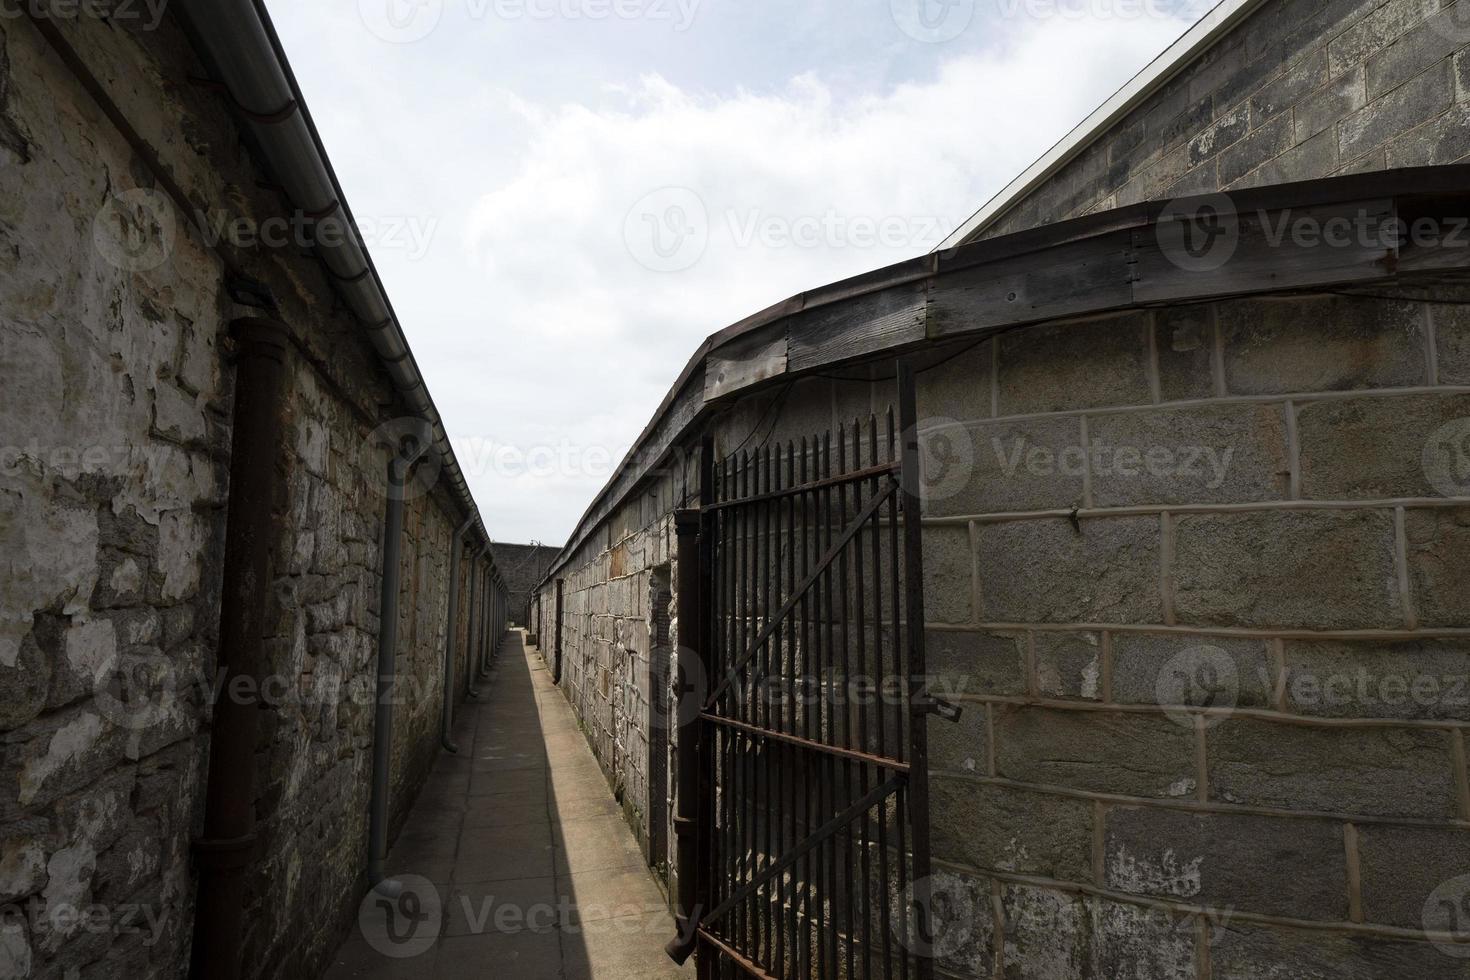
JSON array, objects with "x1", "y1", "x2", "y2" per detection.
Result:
[
  {"x1": 368, "y1": 425, "x2": 431, "y2": 889},
  {"x1": 190, "y1": 318, "x2": 290, "y2": 980},
  {"x1": 441, "y1": 517, "x2": 475, "y2": 753},
  {"x1": 466, "y1": 552, "x2": 483, "y2": 700}
]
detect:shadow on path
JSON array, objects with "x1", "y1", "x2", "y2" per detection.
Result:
[{"x1": 324, "y1": 631, "x2": 693, "y2": 979}]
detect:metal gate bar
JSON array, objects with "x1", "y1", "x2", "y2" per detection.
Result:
[{"x1": 682, "y1": 362, "x2": 939, "y2": 980}]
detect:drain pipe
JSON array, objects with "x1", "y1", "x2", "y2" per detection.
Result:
[
  {"x1": 190, "y1": 318, "x2": 290, "y2": 980},
  {"x1": 465, "y1": 551, "x2": 483, "y2": 700},
  {"x1": 368, "y1": 421, "x2": 432, "y2": 891},
  {"x1": 441, "y1": 517, "x2": 475, "y2": 753},
  {"x1": 553, "y1": 578, "x2": 565, "y2": 685}
]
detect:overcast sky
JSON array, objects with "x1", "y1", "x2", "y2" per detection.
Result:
[{"x1": 264, "y1": 0, "x2": 1211, "y2": 546}]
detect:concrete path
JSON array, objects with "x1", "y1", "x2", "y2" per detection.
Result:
[{"x1": 323, "y1": 632, "x2": 694, "y2": 979}]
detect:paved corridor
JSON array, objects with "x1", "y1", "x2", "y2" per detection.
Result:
[{"x1": 324, "y1": 632, "x2": 693, "y2": 979}]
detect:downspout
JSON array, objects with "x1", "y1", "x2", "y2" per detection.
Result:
[
  {"x1": 441, "y1": 517, "x2": 475, "y2": 753},
  {"x1": 368, "y1": 422, "x2": 432, "y2": 890},
  {"x1": 190, "y1": 318, "x2": 290, "y2": 980},
  {"x1": 465, "y1": 553, "x2": 483, "y2": 700},
  {"x1": 553, "y1": 578, "x2": 565, "y2": 685}
]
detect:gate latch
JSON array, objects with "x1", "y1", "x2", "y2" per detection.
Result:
[{"x1": 918, "y1": 693, "x2": 963, "y2": 724}]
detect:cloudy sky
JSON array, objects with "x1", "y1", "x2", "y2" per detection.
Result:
[{"x1": 265, "y1": 0, "x2": 1211, "y2": 545}]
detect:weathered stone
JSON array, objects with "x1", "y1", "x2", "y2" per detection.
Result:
[
  {"x1": 1207, "y1": 718, "x2": 1459, "y2": 818},
  {"x1": 974, "y1": 517, "x2": 1162, "y2": 624},
  {"x1": 1367, "y1": 7, "x2": 1466, "y2": 99},
  {"x1": 1111, "y1": 633, "x2": 1274, "y2": 711},
  {"x1": 1154, "y1": 305, "x2": 1218, "y2": 403},
  {"x1": 1, "y1": 618, "x2": 54, "y2": 730},
  {"x1": 1404, "y1": 507, "x2": 1470, "y2": 626},
  {"x1": 927, "y1": 629, "x2": 1027, "y2": 697},
  {"x1": 1104, "y1": 807, "x2": 1349, "y2": 920},
  {"x1": 994, "y1": 706, "x2": 1198, "y2": 799},
  {"x1": 1244, "y1": 128, "x2": 1341, "y2": 187},
  {"x1": 931, "y1": 777, "x2": 1093, "y2": 883},
  {"x1": 1189, "y1": 104, "x2": 1251, "y2": 166},
  {"x1": 1219, "y1": 113, "x2": 1295, "y2": 185},
  {"x1": 995, "y1": 313, "x2": 1153, "y2": 416},
  {"x1": 1296, "y1": 68, "x2": 1369, "y2": 142},
  {"x1": 1297, "y1": 394, "x2": 1470, "y2": 499},
  {"x1": 1389, "y1": 102, "x2": 1470, "y2": 167},
  {"x1": 1328, "y1": 0, "x2": 1442, "y2": 77},
  {"x1": 1091, "y1": 898, "x2": 1198, "y2": 980},
  {"x1": 1217, "y1": 296, "x2": 1428, "y2": 395},
  {"x1": 1339, "y1": 59, "x2": 1453, "y2": 159},
  {"x1": 1357, "y1": 824, "x2": 1470, "y2": 928},
  {"x1": 1413, "y1": 303, "x2": 1470, "y2": 384},
  {"x1": 923, "y1": 526, "x2": 973, "y2": 625},
  {"x1": 1251, "y1": 49, "x2": 1330, "y2": 125},
  {"x1": 927, "y1": 866, "x2": 996, "y2": 978},
  {"x1": 1034, "y1": 631, "x2": 1103, "y2": 701},
  {"x1": 915, "y1": 338, "x2": 991, "y2": 426},
  {"x1": 1282, "y1": 637, "x2": 1470, "y2": 720},
  {"x1": 1210, "y1": 921, "x2": 1470, "y2": 978},
  {"x1": 928, "y1": 416, "x2": 1086, "y2": 517},
  {"x1": 1173, "y1": 510, "x2": 1403, "y2": 629},
  {"x1": 1088, "y1": 403, "x2": 1290, "y2": 506},
  {"x1": 1000, "y1": 883, "x2": 1089, "y2": 978},
  {"x1": 929, "y1": 704, "x2": 989, "y2": 775}
]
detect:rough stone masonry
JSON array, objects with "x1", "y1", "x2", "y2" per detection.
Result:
[
  {"x1": 0, "y1": 8, "x2": 501, "y2": 980},
  {"x1": 530, "y1": 0, "x2": 1470, "y2": 974}
]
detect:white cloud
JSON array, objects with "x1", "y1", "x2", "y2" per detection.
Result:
[{"x1": 456, "y1": 15, "x2": 1194, "y2": 540}]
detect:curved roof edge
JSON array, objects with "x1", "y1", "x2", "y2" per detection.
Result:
[
  {"x1": 539, "y1": 166, "x2": 1470, "y2": 588},
  {"x1": 937, "y1": 0, "x2": 1272, "y2": 251}
]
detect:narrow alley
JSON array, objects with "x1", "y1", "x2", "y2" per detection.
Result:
[{"x1": 325, "y1": 633, "x2": 693, "y2": 980}]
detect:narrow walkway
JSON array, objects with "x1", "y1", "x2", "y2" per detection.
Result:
[{"x1": 325, "y1": 632, "x2": 693, "y2": 979}]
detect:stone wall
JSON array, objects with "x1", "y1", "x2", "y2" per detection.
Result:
[
  {"x1": 0, "y1": 11, "x2": 478, "y2": 980},
  {"x1": 490, "y1": 542, "x2": 560, "y2": 627},
  {"x1": 915, "y1": 292, "x2": 1470, "y2": 977},
  {"x1": 550, "y1": 476, "x2": 681, "y2": 862},
  {"x1": 982, "y1": 0, "x2": 1470, "y2": 238},
  {"x1": 536, "y1": 285, "x2": 1470, "y2": 975}
]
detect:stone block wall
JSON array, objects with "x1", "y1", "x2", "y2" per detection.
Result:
[
  {"x1": 982, "y1": 0, "x2": 1470, "y2": 238},
  {"x1": 540, "y1": 285, "x2": 1470, "y2": 975},
  {"x1": 550, "y1": 482, "x2": 679, "y2": 857},
  {"x1": 915, "y1": 293, "x2": 1470, "y2": 977},
  {"x1": 0, "y1": 11, "x2": 478, "y2": 980},
  {"x1": 490, "y1": 542, "x2": 560, "y2": 626}
]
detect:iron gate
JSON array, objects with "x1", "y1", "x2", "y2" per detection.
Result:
[{"x1": 684, "y1": 363, "x2": 950, "y2": 980}]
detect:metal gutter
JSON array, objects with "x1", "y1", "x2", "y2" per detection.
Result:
[
  {"x1": 936, "y1": 0, "x2": 1272, "y2": 251},
  {"x1": 174, "y1": 0, "x2": 498, "y2": 559}
]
